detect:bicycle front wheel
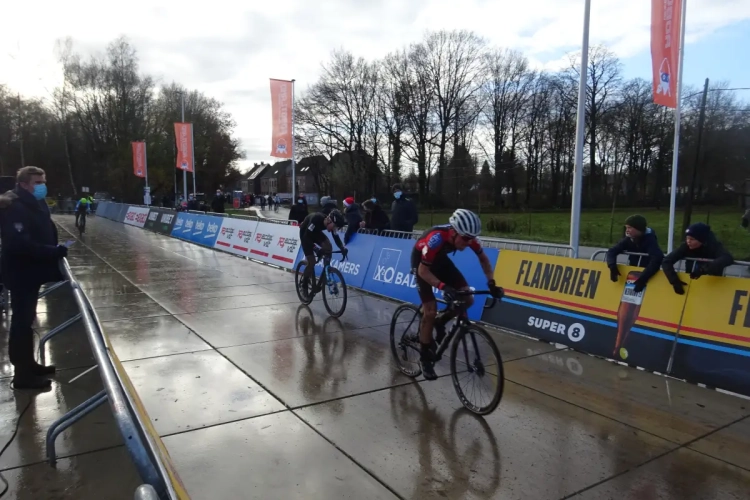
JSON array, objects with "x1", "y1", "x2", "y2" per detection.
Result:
[
  {"x1": 294, "y1": 260, "x2": 314, "y2": 305},
  {"x1": 450, "y1": 324, "x2": 504, "y2": 415},
  {"x1": 322, "y1": 267, "x2": 347, "y2": 317}
]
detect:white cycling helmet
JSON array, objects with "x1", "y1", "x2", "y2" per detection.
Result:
[{"x1": 449, "y1": 209, "x2": 481, "y2": 238}]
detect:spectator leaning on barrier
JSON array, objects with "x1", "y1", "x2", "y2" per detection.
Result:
[
  {"x1": 0, "y1": 166, "x2": 68, "y2": 390},
  {"x1": 319, "y1": 196, "x2": 338, "y2": 216},
  {"x1": 342, "y1": 197, "x2": 362, "y2": 244},
  {"x1": 288, "y1": 197, "x2": 308, "y2": 225},
  {"x1": 662, "y1": 222, "x2": 734, "y2": 295},
  {"x1": 360, "y1": 198, "x2": 390, "y2": 233},
  {"x1": 390, "y1": 184, "x2": 418, "y2": 233},
  {"x1": 605, "y1": 214, "x2": 664, "y2": 292}
]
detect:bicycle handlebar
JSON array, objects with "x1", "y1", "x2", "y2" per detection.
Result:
[{"x1": 441, "y1": 288, "x2": 504, "y2": 310}]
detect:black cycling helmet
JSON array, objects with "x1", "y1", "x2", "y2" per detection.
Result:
[{"x1": 326, "y1": 209, "x2": 346, "y2": 228}]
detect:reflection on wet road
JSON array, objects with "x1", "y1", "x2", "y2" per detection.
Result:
[{"x1": 1, "y1": 215, "x2": 749, "y2": 499}]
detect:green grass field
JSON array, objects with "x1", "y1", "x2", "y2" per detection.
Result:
[
  {"x1": 228, "y1": 205, "x2": 750, "y2": 259},
  {"x1": 415, "y1": 207, "x2": 750, "y2": 259}
]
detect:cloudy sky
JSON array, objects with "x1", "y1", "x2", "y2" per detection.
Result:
[{"x1": 2, "y1": 0, "x2": 749, "y2": 173}]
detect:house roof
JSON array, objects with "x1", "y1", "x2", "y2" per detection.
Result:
[{"x1": 247, "y1": 163, "x2": 270, "y2": 180}]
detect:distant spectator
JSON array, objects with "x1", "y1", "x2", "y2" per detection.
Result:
[
  {"x1": 289, "y1": 198, "x2": 308, "y2": 225},
  {"x1": 662, "y1": 222, "x2": 734, "y2": 295},
  {"x1": 342, "y1": 197, "x2": 362, "y2": 244},
  {"x1": 211, "y1": 190, "x2": 225, "y2": 214},
  {"x1": 742, "y1": 209, "x2": 750, "y2": 230},
  {"x1": 360, "y1": 198, "x2": 390, "y2": 233},
  {"x1": 605, "y1": 214, "x2": 664, "y2": 292},
  {"x1": 319, "y1": 196, "x2": 337, "y2": 216},
  {"x1": 297, "y1": 193, "x2": 308, "y2": 208},
  {"x1": 390, "y1": 183, "x2": 418, "y2": 233}
]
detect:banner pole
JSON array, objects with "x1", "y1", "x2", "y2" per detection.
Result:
[
  {"x1": 144, "y1": 140, "x2": 148, "y2": 188},
  {"x1": 291, "y1": 79, "x2": 296, "y2": 203},
  {"x1": 569, "y1": 0, "x2": 591, "y2": 258},
  {"x1": 667, "y1": 0, "x2": 688, "y2": 253},
  {"x1": 191, "y1": 123, "x2": 196, "y2": 198},
  {"x1": 181, "y1": 92, "x2": 188, "y2": 204}
]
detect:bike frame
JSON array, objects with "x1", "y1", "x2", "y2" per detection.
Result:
[
  {"x1": 426, "y1": 291, "x2": 497, "y2": 362},
  {"x1": 309, "y1": 248, "x2": 345, "y2": 294}
]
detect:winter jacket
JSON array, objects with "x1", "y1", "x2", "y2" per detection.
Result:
[
  {"x1": 364, "y1": 205, "x2": 391, "y2": 233},
  {"x1": 390, "y1": 197, "x2": 418, "y2": 233},
  {"x1": 0, "y1": 188, "x2": 64, "y2": 290},
  {"x1": 288, "y1": 203, "x2": 308, "y2": 224},
  {"x1": 344, "y1": 203, "x2": 363, "y2": 244},
  {"x1": 605, "y1": 228, "x2": 664, "y2": 282},
  {"x1": 662, "y1": 232, "x2": 734, "y2": 284}
]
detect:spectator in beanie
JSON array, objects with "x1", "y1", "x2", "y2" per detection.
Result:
[
  {"x1": 342, "y1": 197, "x2": 362, "y2": 244},
  {"x1": 390, "y1": 184, "x2": 418, "y2": 233},
  {"x1": 662, "y1": 222, "x2": 734, "y2": 295},
  {"x1": 360, "y1": 198, "x2": 390, "y2": 233},
  {"x1": 605, "y1": 214, "x2": 664, "y2": 292},
  {"x1": 319, "y1": 196, "x2": 338, "y2": 216},
  {"x1": 288, "y1": 197, "x2": 308, "y2": 225}
]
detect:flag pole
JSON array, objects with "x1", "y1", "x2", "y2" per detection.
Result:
[
  {"x1": 667, "y1": 0, "x2": 688, "y2": 253},
  {"x1": 569, "y1": 0, "x2": 591, "y2": 258},
  {"x1": 291, "y1": 79, "x2": 296, "y2": 203},
  {"x1": 144, "y1": 141, "x2": 149, "y2": 188}
]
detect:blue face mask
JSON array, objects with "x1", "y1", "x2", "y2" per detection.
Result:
[
  {"x1": 371, "y1": 198, "x2": 377, "y2": 203},
  {"x1": 394, "y1": 191, "x2": 402, "y2": 200},
  {"x1": 33, "y1": 184, "x2": 47, "y2": 200}
]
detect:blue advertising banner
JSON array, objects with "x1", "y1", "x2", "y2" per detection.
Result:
[
  {"x1": 171, "y1": 212, "x2": 199, "y2": 241},
  {"x1": 116, "y1": 203, "x2": 129, "y2": 222},
  {"x1": 359, "y1": 236, "x2": 498, "y2": 320},
  {"x1": 95, "y1": 201, "x2": 108, "y2": 217},
  {"x1": 187, "y1": 214, "x2": 222, "y2": 247},
  {"x1": 293, "y1": 231, "x2": 378, "y2": 289}
]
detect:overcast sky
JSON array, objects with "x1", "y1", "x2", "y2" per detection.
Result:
[{"x1": 2, "y1": 0, "x2": 749, "y2": 173}]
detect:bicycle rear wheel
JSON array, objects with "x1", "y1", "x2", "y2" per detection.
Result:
[
  {"x1": 322, "y1": 267, "x2": 347, "y2": 317},
  {"x1": 389, "y1": 304, "x2": 423, "y2": 378},
  {"x1": 450, "y1": 324, "x2": 504, "y2": 415},
  {"x1": 294, "y1": 260, "x2": 314, "y2": 305}
]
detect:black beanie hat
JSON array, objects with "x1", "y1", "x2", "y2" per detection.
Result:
[
  {"x1": 624, "y1": 215, "x2": 647, "y2": 233},
  {"x1": 686, "y1": 222, "x2": 710, "y2": 243}
]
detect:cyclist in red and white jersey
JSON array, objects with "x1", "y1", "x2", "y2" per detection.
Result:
[{"x1": 410, "y1": 209, "x2": 501, "y2": 380}]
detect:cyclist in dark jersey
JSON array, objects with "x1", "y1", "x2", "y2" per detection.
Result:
[
  {"x1": 299, "y1": 209, "x2": 348, "y2": 293},
  {"x1": 411, "y1": 208, "x2": 500, "y2": 380}
]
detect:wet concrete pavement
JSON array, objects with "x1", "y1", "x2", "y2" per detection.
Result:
[{"x1": 0, "y1": 214, "x2": 748, "y2": 499}]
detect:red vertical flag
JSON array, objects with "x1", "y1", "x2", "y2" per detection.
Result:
[
  {"x1": 174, "y1": 123, "x2": 194, "y2": 172},
  {"x1": 651, "y1": 0, "x2": 683, "y2": 108},
  {"x1": 132, "y1": 141, "x2": 146, "y2": 178},
  {"x1": 269, "y1": 79, "x2": 293, "y2": 158}
]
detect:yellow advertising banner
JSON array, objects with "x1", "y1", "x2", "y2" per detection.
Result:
[
  {"x1": 492, "y1": 250, "x2": 685, "y2": 326},
  {"x1": 488, "y1": 250, "x2": 688, "y2": 365},
  {"x1": 679, "y1": 275, "x2": 750, "y2": 349}
]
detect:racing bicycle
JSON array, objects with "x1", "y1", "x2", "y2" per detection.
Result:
[
  {"x1": 76, "y1": 212, "x2": 87, "y2": 236},
  {"x1": 295, "y1": 248, "x2": 348, "y2": 318},
  {"x1": 390, "y1": 289, "x2": 505, "y2": 415}
]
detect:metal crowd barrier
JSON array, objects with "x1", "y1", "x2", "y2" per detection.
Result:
[
  {"x1": 590, "y1": 250, "x2": 750, "y2": 278},
  {"x1": 40, "y1": 258, "x2": 180, "y2": 499}
]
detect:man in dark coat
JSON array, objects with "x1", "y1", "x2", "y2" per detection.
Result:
[
  {"x1": 662, "y1": 222, "x2": 734, "y2": 295},
  {"x1": 0, "y1": 166, "x2": 68, "y2": 389},
  {"x1": 390, "y1": 184, "x2": 418, "y2": 233},
  {"x1": 288, "y1": 198, "x2": 308, "y2": 225},
  {"x1": 605, "y1": 214, "x2": 664, "y2": 292}
]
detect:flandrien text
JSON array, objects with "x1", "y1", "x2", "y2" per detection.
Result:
[{"x1": 515, "y1": 260, "x2": 601, "y2": 299}]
